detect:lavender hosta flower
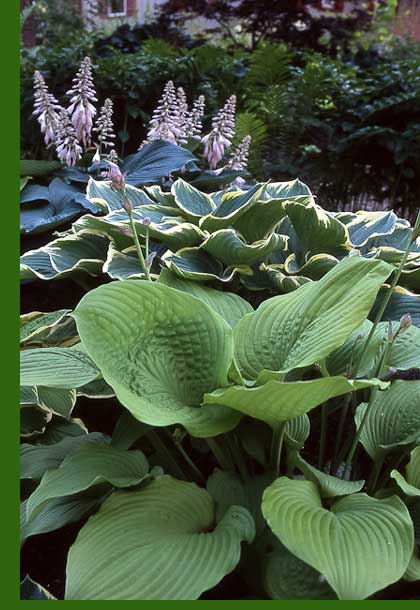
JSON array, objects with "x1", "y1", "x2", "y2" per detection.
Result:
[
  {"x1": 225, "y1": 135, "x2": 252, "y2": 185},
  {"x1": 55, "y1": 109, "x2": 83, "y2": 167},
  {"x1": 184, "y1": 95, "x2": 205, "y2": 139},
  {"x1": 103, "y1": 161, "x2": 125, "y2": 192},
  {"x1": 202, "y1": 95, "x2": 236, "y2": 169},
  {"x1": 67, "y1": 56, "x2": 97, "y2": 147},
  {"x1": 33, "y1": 71, "x2": 62, "y2": 147},
  {"x1": 93, "y1": 98, "x2": 115, "y2": 152},
  {"x1": 143, "y1": 80, "x2": 184, "y2": 147},
  {"x1": 176, "y1": 87, "x2": 189, "y2": 142}
]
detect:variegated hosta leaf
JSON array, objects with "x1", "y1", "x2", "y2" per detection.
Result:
[
  {"x1": 261, "y1": 179, "x2": 314, "y2": 202},
  {"x1": 158, "y1": 268, "x2": 253, "y2": 328},
  {"x1": 171, "y1": 178, "x2": 215, "y2": 220},
  {"x1": 391, "y1": 446, "x2": 420, "y2": 497},
  {"x1": 285, "y1": 200, "x2": 349, "y2": 254},
  {"x1": 262, "y1": 477, "x2": 414, "y2": 600},
  {"x1": 201, "y1": 229, "x2": 288, "y2": 267},
  {"x1": 20, "y1": 348, "x2": 99, "y2": 389},
  {"x1": 283, "y1": 253, "x2": 339, "y2": 281},
  {"x1": 20, "y1": 576, "x2": 56, "y2": 600},
  {"x1": 102, "y1": 241, "x2": 158, "y2": 280},
  {"x1": 144, "y1": 184, "x2": 177, "y2": 207},
  {"x1": 73, "y1": 281, "x2": 241, "y2": 437},
  {"x1": 234, "y1": 256, "x2": 392, "y2": 379},
  {"x1": 371, "y1": 287, "x2": 420, "y2": 328},
  {"x1": 293, "y1": 453, "x2": 365, "y2": 498},
  {"x1": 355, "y1": 381, "x2": 420, "y2": 463},
  {"x1": 347, "y1": 210, "x2": 398, "y2": 248},
  {"x1": 327, "y1": 320, "x2": 420, "y2": 377},
  {"x1": 20, "y1": 432, "x2": 108, "y2": 480},
  {"x1": 20, "y1": 309, "x2": 70, "y2": 345},
  {"x1": 263, "y1": 540, "x2": 336, "y2": 600},
  {"x1": 86, "y1": 177, "x2": 155, "y2": 212},
  {"x1": 26, "y1": 443, "x2": 149, "y2": 523},
  {"x1": 242, "y1": 264, "x2": 311, "y2": 293},
  {"x1": 73, "y1": 207, "x2": 205, "y2": 253},
  {"x1": 166, "y1": 247, "x2": 251, "y2": 283},
  {"x1": 400, "y1": 266, "x2": 420, "y2": 291},
  {"x1": 20, "y1": 232, "x2": 109, "y2": 281},
  {"x1": 204, "y1": 376, "x2": 386, "y2": 429},
  {"x1": 199, "y1": 183, "x2": 267, "y2": 233},
  {"x1": 232, "y1": 197, "x2": 288, "y2": 242},
  {"x1": 65, "y1": 475, "x2": 255, "y2": 600},
  {"x1": 20, "y1": 403, "x2": 52, "y2": 437}
]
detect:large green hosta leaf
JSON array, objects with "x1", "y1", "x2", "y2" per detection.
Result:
[
  {"x1": 201, "y1": 229, "x2": 288, "y2": 266},
  {"x1": 73, "y1": 281, "x2": 240, "y2": 436},
  {"x1": 355, "y1": 381, "x2": 420, "y2": 463},
  {"x1": 262, "y1": 477, "x2": 414, "y2": 600},
  {"x1": 65, "y1": 475, "x2": 255, "y2": 600},
  {"x1": 234, "y1": 256, "x2": 392, "y2": 379},
  {"x1": 86, "y1": 177, "x2": 154, "y2": 212},
  {"x1": 391, "y1": 447, "x2": 420, "y2": 497},
  {"x1": 158, "y1": 269, "x2": 252, "y2": 328},
  {"x1": 20, "y1": 348, "x2": 99, "y2": 389},
  {"x1": 293, "y1": 453, "x2": 365, "y2": 498},
  {"x1": 204, "y1": 377, "x2": 386, "y2": 429},
  {"x1": 263, "y1": 540, "x2": 336, "y2": 600}
]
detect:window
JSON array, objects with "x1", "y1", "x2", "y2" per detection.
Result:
[{"x1": 108, "y1": 0, "x2": 127, "y2": 16}]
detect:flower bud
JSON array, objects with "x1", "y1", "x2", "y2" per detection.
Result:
[
  {"x1": 142, "y1": 216, "x2": 152, "y2": 226},
  {"x1": 104, "y1": 161, "x2": 125, "y2": 192},
  {"x1": 398, "y1": 313, "x2": 412, "y2": 333},
  {"x1": 92, "y1": 148, "x2": 101, "y2": 164},
  {"x1": 122, "y1": 196, "x2": 133, "y2": 214}
]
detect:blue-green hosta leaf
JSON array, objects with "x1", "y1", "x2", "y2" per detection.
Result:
[
  {"x1": 65, "y1": 475, "x2": 255, "y2": 600},
  {"x1": 76, "y1": 377, "x2": 114, "y2": 399},
  {"x1": 355, "y1": 381, "x2": 420, "y2": 463},
  {"x1": 171, "y1": 178, "x2": 215, "y2": 220},
  {"x1": 158, "y1": 268, "x2": 253, "y2": 328},
  {"x1": 86, "y1": 177, "x2": 154, "y2": 212},
  {"x1": 20, "y1": 159, "x2": 62, "y2": 177},
  {"x1": 293, "y1": 453, "x2": 365, "y2": 498},
  {"x1": 347, "y1": 211, "x2": 398, "y2": 248},
  {"x1": 20, "y1": 432, "x2": 108, "y2": 480},
  {"x1": 21, "y1": 404, "x2": 52, "y2": 437},
  {"x1": 391, "y1": 446, "x2": 420, "y2": 497},
  {"x1": 199, "y1": 183, "x2": 267, "y2": 232},
  {"x1": 262, "y1": 477, "x2": 414, "y2": 600},
  {"x1": 400, "y1": 266, "x2": 420, "y2": 291},
  {"x1": 26, "y1": 443, "x2": 149, "y2": 522},
  {"x1": 207, "y1": 469, "x2": 272, "y2": 535},
  {"x1": 36, "y1": 386, "x2": 77, "y2": 418},
  {"x1": 73, "y1": 281, "x2": 240, "y2": 437},
  {"x1": 20, "y1": 309, "x2": 71, "y2": 345},
  {"x1": 242, "y1": 264, "x2": 311, "y2": 293},
  {"x1": 201, "y1": 229, "x2": 288, "y2": 267},
  {"x1": 122, "y1": 140, "x2": 197, "y2": 186},
  {"x1": 285, "y1": 200, "x2": 349, "y2": 255},
  {"x1": 166, "y1": 247, "x2": 250, "y2": 283},
  {"x1": 234, "y1": 256, "x2": 392, "y2": 379},
  {"x1": 20, "y1": 575, "x2": 56, "y2": 600},
  {"x1": 102, "y1": 241, "x2": 155, "y2": 280},
  {"x1": 263, "y1": 540, "x2": 336, "y2": 600},
  {"x1": 204, "y1": 377, "x2": 385, "y2": 429},
  {"x1": 20, "y1": 233, "x2": 109, "y2": 281},
  {"x1": 20, "y1": 348, "x2": 99, "y2": 389},
  {"x1": 20, "y1": 178, "x2": 96, "y2": 235},
  {"x1": 21, "y1": 494, "x2": 103, "y2": 545},
  {"x1": 144, "y1": 184, "x2": 177, "y2": 207}
]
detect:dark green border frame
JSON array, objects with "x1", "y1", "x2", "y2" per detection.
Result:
[{"x1": 9, "y1": 0, "x2": 415, "y2": 606}]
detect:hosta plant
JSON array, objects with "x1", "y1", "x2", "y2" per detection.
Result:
[{"x1": 20, "y1": 193, "x2": 420, "y2": 598}]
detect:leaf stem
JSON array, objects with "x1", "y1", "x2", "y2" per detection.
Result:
[
  {"x1": 273, "y1": 423, "x2": 286, "y2": 478},
  {"x1": 163, "y1": 429, "x2": 204, "y2": 482},
  {"x1": 206, "y1": 437, "x2": 235, "y2": 471},
  {"x1": 127, "y1": 209, "x2": 151, "y2": 281},
  {"x1": 147, "y1": 430, "x2": 187, "y2": 480}
]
